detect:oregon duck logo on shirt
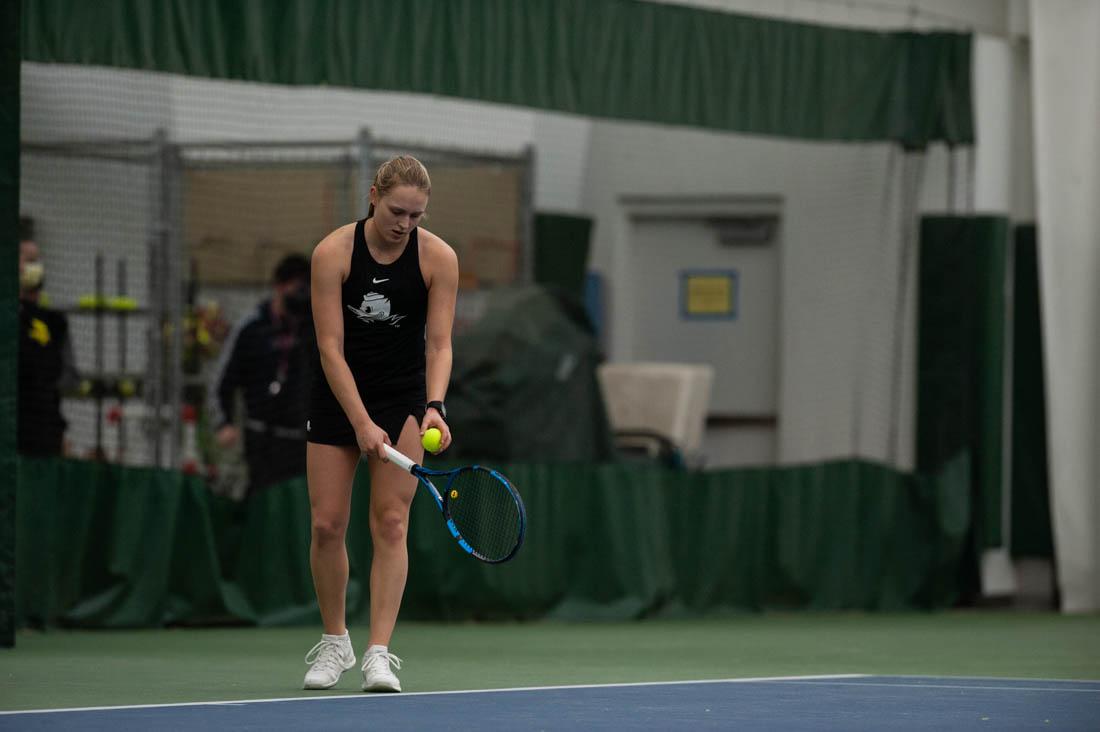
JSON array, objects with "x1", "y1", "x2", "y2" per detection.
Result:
[{"x1": 348, "y1": 292, "x2": 405, "y2": 327}]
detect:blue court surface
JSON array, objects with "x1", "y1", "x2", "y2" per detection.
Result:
[{"x1": 2, "y1": 675, "x2": 1097, "y2": 731}]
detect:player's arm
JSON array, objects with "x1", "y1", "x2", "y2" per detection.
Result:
[
  {"x1": 312, "y1": 227, "x2": 388, "y2": 458},
  {"x1": 421, "y1": 230, "x2": 458, "y2": 451}
]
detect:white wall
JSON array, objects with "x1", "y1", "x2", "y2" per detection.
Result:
[{"x1": 582, "y1": 119, "x2": 940, "y2": 467}]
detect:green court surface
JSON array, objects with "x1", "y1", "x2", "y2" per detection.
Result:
[{"x1": 1, "y1": 612, "x2": 1097, "y2": 712}]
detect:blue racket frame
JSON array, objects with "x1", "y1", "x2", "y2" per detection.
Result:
[{"x1": 383, "y1": 444, "x2": 527, "y2": 564}]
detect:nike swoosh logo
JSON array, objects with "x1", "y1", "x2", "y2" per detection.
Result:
[{"x1": 372, "y1": 277, "x2": 389, "y2": 284}]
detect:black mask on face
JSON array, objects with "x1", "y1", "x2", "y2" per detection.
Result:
[{"x1": 283, "y1": 284, "x2": 310, "y2": 319}]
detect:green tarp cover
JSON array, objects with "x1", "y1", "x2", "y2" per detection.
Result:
[
  {"x1": 17, "y1": 454, "x2": 970, "y2": 628},
  {"x1": 21, "y1": 0, "x2": 973, "y2": 146},
  {"x1": 446, "y1": 286, "x2": 616, "y2": 463}
]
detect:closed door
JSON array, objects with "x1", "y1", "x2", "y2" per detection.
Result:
[{"x1": 628, "y1": 215, "x2": 780, "y2": 465}]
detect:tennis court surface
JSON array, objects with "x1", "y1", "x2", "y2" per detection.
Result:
[
  {"x1": 3, "y1": 675, "x2": 1098, "y2": 730},
  {"x1": 3, "y1": 615, "x2": 1097, "y2": 729}
]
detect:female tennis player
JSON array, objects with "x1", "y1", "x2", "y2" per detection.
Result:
[{"x1": 302, "y1": 155, "x2": 458, "y2": 692}]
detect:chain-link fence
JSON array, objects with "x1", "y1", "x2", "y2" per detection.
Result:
[{"x1": 20, "y1": 130, "x2": 533, "y2": 492}]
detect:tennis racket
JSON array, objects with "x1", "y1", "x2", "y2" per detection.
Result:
[{"x1": 382, "y1": 444, "x2": 526, "y2": 564}]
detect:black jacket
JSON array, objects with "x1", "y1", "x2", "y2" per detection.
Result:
[
  {"x1": 18, "y1": 300, "x2": 75, "y2": 455},
  {"x1": 210, "y1": 300, "x2": 313, "y2": 432}
]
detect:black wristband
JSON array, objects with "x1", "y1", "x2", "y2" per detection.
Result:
[{"x1": 426, "y1": 400, "x2": 447, "y2": 421}]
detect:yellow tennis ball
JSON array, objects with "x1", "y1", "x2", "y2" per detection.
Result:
[{"x1": 422, "y1": 427, "x2": 442, "y2": 453}]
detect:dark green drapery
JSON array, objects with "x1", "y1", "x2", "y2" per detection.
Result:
[
  {"x1": 21, "y1": 0, "x2": 973, "y2": 146},
  {"x1": 1010, "y1": 225, "x2": 1052, "y2": 559},
  {"x1": 534, "y1": 213, "x2": 593, "y2": 302},
  {"x1": 17, "y1": 455, "x2": 970, "y2": 628},
  {"x1": 917, "y1": 216, "x2": 1010, "y2": 599},
  {"x1": 0, "y1": 0, "x2": 21, "y2": 648}
]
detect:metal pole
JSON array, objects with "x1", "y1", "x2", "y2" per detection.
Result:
[
  {"x1": 150, "y1": 128, "x2": 172, "y2": 467},
  {"x1": 94, "y1": 253, "x2": 104, "y2": 459},
  {"x1": 166, "y1": 142, "x2": 185, "y2": 470},
  {"x1": 520, "y1": 144, "x2": 536, "y2": 285},
  {"x1": 946, "y1": 146, "x2": 956, "y2": 214},
  {"x1": 146, "y1": 229, "x2": 162, "y2": 467},
  {"x1": 117, "y1": 258, "x2": 128, "y2": 463},
  {"x1": 358, "y1": 128, "x2": 374, "y2": 218}
]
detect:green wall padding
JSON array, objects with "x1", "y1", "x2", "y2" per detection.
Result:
[
  {"x1": 0, "y1": 0, "x2": 21, "y2": 648},
  {"x1": 16, "y1": 455, "x2": 970, "y2": 628},
  {"x1": 1010, "y1": 225, "x2": 1052, "y2": 559},
  {"x1": 21, "y1": 0, "x2": 973, "y2": 146},
  {"x1": 917, "y1": 216, "x2": 1009, "y2": 595}
]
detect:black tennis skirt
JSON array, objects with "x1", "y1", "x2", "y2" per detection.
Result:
[{"x1": 307, "y1": 384, "x2": 426, "y2": 447}]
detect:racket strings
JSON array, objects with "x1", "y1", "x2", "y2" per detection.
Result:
[{"x1": 446, "y1": 469, "x2": 523, "y2": 562}]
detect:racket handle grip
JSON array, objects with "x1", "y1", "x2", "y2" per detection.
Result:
[{"x1": 382, "y1": 443, "x2": 416, "y2": 473}]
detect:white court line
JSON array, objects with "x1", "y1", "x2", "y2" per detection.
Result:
[
  {"x1": 786, "y1": 680, "x2": 1100, "y2": 694},
  {"x1": 847, "y1": 674, "x2": 1100, "y2": 685},
  {"x1": 0, "y1": 674, "x2": 866, "y2": 716}
]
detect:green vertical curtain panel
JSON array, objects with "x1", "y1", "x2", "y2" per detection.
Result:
[
  {"x1": 21, "y1": 0, "x2": 972, "y2": 146},
  {"x1": 16, "y1": 455, "x2": 970, "y2": 628},
  {"x1": 534, "y1": 213, "x2": 593, "y2": 302},
  {"x1": 0, "y1": 0, "x2": 20, "y2": 648},
  {"x1": 917, "y1": 216, "x2": 1009, "y2": 589},
  {"x1": 1010, "y1": 225, "x2": 1053, "y2": 559}
]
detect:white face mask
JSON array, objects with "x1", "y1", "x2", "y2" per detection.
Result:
[{"x1": 20, "y1": 261, "x2": 44, "y2": 290}]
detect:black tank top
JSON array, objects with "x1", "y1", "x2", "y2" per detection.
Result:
[{"x1": 312, "y1": 218, "x2": 428, "y2": 408}]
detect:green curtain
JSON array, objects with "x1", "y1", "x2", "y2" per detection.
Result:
[
  {"x1": 17, "y1": 460, "x2": 231, "y2": 627},
  {"x1": 21, "y1": 0, "x2": 972, "y2": 146},
  {"x1": 0, "y1": 0, "x2": 20, "y2": 648},
  {"x1": 16, "y1": 455, "x2": 970, "y2": 628},
  {"x1": 534, "y1": 213, "x2": 592, "y2": 302},
  {"x1": 917, "y1": 216, "x2": 1010, "y2": 595},
  {"x1": 1010, "y1": 225, "x2": 1052, "y2": 559}
]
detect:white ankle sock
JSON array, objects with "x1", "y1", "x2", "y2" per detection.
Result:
[
  {"x1": 366, "y1": 644, "x2": 388, "y2": 655},
  {"x1": 323, "y1": 631, "x2": 349, "y2": 643}
]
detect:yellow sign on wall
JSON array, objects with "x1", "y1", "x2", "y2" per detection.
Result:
[{"x1": 681, "y1": 271, "x2": 738, "y2": 319}]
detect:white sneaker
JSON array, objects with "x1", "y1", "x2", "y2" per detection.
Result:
[
  {"x1": 303, "y1": 634, "x2": 356, "y2": 690},
  {"x1": 361, "y1": 649, "x2": 402, "y2": 692}
]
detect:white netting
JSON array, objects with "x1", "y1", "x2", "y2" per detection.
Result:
[{"x1": 20, "y1": 63, "x2": 537, "y2": 479}]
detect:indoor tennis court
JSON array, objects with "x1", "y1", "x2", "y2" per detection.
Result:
[
  {"x1": 2, "y1": 615, "x2": 1099, "y2": 728},
  {"x1": 3, "y1": 1, "x2": 1098, "y2": 730}
]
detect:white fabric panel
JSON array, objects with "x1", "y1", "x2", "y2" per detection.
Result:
[
  {"x1": 1029, "y1": 0, "x2": 1100, "y2": 613},
  {"x1": 973, "y1": 36, "x2": 1015, "y2": 212},
  {"x1": 653, "y1": 0, "x2": 1011, "y2": 34}
]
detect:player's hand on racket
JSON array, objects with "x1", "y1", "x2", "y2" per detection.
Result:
[
  {"x1": 419, "y1": 411, "x2": 451, "y2": 454},
  {"x1": 356, "y1": 420, "x2": 391, "y2": 461}
]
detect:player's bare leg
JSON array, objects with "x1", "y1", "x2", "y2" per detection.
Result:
[
  {"x1": 303, "y1": 442, "x2": 360, "y2": 689},
  {"x1": 361, "y1": 415, "x2": 423, "y2": 691}
]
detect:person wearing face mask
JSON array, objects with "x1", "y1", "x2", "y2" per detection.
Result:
[
  {"x1": 210, "y1": 253, "x2": 314, "y2": 498},
  {"x1": 17, "y1": 216, "x2": 78, "y2": 457}
]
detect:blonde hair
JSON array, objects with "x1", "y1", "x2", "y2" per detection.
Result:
[{"x1": 367, "y1": 155, "x2": 431, "y2": 217}]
